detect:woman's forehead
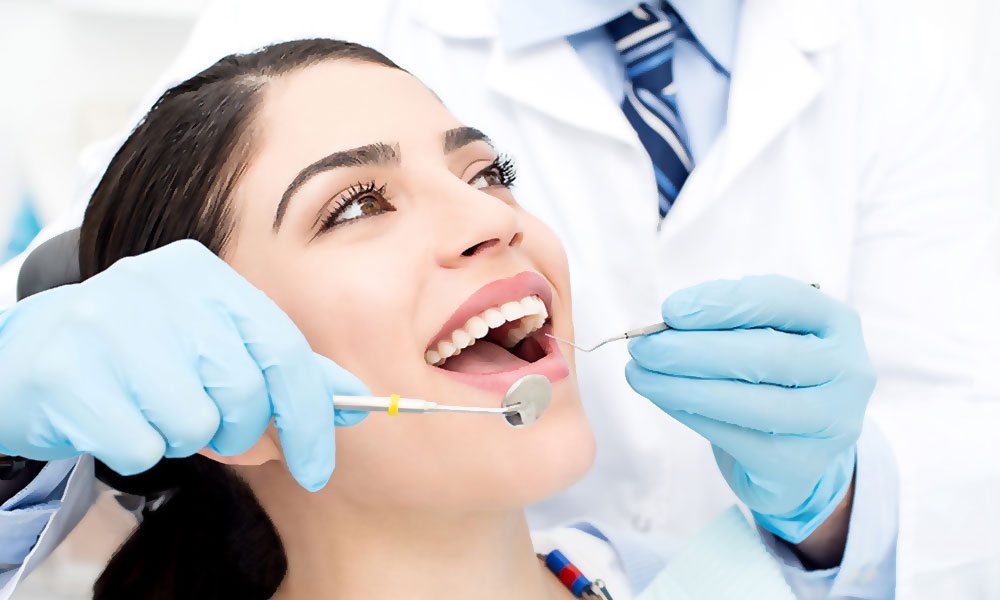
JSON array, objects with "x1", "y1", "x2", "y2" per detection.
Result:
[{"x1": 257, "y1": 60, "x2": 459, "y2": 153}]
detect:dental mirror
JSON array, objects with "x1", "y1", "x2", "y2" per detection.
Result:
[
  {"x1": 500, "y1": 374, "x2": 552, "y2": 427},
  {"x1": 332, "y1": 374, "x2": 552, "y2": 428}
]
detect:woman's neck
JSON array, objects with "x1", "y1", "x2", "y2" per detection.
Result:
[{"x1": 256, "y1": 477, "x2": 570, "y2": 600}]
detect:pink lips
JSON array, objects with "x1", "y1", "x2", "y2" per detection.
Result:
[{"x1": 427, "y1": 271, "x2": 569, "y2": 394}]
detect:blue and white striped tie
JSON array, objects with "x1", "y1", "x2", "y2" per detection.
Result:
[{"x1": 606, "y1": 3, "x2": 693, "y2": 217}]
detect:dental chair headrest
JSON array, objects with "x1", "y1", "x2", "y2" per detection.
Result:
[{"x1": 16, "y1": 228, "x2": 82, "y2": 301}]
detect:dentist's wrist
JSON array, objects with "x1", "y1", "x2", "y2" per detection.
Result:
[
  {"x1": 752, "y1": 445, "x2": 857, "y2": 544},
  {"x1": 791, "y1": 472, "x2": 855, "y2": 569}
]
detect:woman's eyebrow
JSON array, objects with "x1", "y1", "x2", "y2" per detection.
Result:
[
  {"x1": 443, "y1": 127, "x2": 493, "y2": 153},
  {"x1": 273, "y1": 142, "x2": 400, "y2": 230}
]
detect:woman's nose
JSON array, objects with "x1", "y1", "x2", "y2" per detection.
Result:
[{"x1": 433, "y1": 187, "x2": 523, "y2": 269}]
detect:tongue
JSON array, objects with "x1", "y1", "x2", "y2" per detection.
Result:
[{"x1": 440, "y1": 340, "x2": 529, "y2": 374}]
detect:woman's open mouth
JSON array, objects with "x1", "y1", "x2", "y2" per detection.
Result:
[{"x1": 425, "y1": 272, "x2": 569, "y2": 393}]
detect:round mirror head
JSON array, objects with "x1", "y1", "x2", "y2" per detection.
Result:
[{"x1": 502, "y1": 374, "x2": 552, "y2": 427}]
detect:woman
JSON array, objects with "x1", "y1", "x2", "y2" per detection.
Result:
[{"x1": 83, "y1": 39, "x2": 797, "y2": 599}]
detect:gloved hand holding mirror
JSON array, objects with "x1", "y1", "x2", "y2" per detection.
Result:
[{"x1": 0, "y1": 240, "x2": 370, "y2": 492}]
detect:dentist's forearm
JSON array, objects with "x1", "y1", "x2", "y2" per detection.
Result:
[
  {"x1": 0, "y1": 455, "x2": 46, "y2": 504},
  {"x1": 791, "y1": 474, "x2": 855, "y2": 570}
]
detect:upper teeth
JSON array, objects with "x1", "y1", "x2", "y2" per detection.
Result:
[{"x1": 425, "y1": 295, "x2": 548, "y2": 366}]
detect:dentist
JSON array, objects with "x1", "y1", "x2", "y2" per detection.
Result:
[{"x1": 1, "y1": 0, "x2": 998, "y2": 598}]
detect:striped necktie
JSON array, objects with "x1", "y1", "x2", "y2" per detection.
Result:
[{"x1": 605, "y1": 3, "x2": 694, "y2": 217}]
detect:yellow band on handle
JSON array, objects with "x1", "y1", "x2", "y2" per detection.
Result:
[{"x1": 388, "y1": 394, "x2": 400, "y2": 416}]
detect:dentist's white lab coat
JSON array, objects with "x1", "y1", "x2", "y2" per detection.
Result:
[{"x1": 2, "y1": 0, "x2": 999, "y2": 597}]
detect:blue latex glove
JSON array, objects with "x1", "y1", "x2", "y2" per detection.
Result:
[
  {"x1": 0, "y1": 240, "x2": 368, "y2": 491},
  {"x1": 626, "y1": 275, "x2": 876, "y2": 543}
]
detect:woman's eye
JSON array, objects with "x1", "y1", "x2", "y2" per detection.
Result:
[
  {"x1": 469, "y1": 155, "x2": 517, "y2": 190},
  {"x1": 318, "y1": 183, "x2": 395, "y2": 235},
  {"x1": 338, "y1": 195, "x2": 389, "y2": 222},
  {"x1": 470, "y1": 168, "x2": 505, "y2": 190}
]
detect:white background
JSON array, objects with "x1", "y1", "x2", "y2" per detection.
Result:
[{"x1": 0, "y1": 0, "x2": 999, "y2": 597}]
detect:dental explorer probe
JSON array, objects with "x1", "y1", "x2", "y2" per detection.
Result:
[
  {"x1": 545, "y1": 322, "x2": 671, "y2": 353},
  {"x1": 332, "y1": 374, "x2": 552, "y2": 428},
  {"x1": 546, "y1": 283, "x2": 821, "y2": 352}
]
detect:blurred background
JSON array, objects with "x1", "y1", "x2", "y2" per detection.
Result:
[
  {"x1": 0, "y1": 0, "x2": 208, "y2": 265},
  {"x1": 0, "y1": 0, "x2": 999, "y2": 597}
]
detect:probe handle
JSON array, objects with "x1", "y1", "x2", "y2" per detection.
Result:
[
  {"x1": 619, "y1": 284, "x2": 819, "y2": 340},
  {"x1": 623, "y1": 322, "x2": 671, "y2": 338},
  {"x1": 332, "y1": 396, "x2": 434, "y2": 414}
]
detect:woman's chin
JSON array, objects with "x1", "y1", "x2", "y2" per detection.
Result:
[{"x1": 491, "y1": 388, "x2": 596, "y2": 508}]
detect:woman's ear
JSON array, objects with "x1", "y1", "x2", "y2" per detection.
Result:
[{"x1": 198, "y1": 427, "x2": 282, "y2": 466}]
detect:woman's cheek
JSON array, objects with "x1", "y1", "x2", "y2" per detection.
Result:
[
  {"x1": 525, "y1": 218, "x2": 572, "y2": 305},
  {"x1": 314, "y1": 267, "x2": 420, "y2": 384}
]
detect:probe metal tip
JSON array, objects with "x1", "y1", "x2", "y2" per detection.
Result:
[{"x1": 544, "y1": 333, "x2": 615, "y2": 353}]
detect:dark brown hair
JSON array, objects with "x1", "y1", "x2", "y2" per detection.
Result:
[{"x1": 80, "y1": 38, "x2": 403, "y2": 599}]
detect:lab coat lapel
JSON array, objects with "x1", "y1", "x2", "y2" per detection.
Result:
[
  {"x1": 717, "y1": 0, "x2": 825, "y2": 192},
  {"x1": 410, "y1": 0, "x2": 637, "y2": 146},
  {"x1": 484, "y1": 41, "x2": 638, "y2": 147},
  {"x1": 663, "y1": 0, "x2": 828, "y2": 235}
]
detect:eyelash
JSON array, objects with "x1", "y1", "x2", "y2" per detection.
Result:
[
  {"x1": 481, "y1": 154, "x2": 518, "y2": 188},
  {"x1": 315, "y1": 155, "x2": 518, "y2": 235},
  {"x1": 317, "y1": 181, "x2": 390, "y2": 234}
]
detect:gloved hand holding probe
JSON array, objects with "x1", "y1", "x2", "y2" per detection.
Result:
[
  {"x1": 0, "y1": 240, "x2": 368, "y2": 491},
  {"x1": 626, "y1": 275, "x2": 876, "y2": 543}
]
